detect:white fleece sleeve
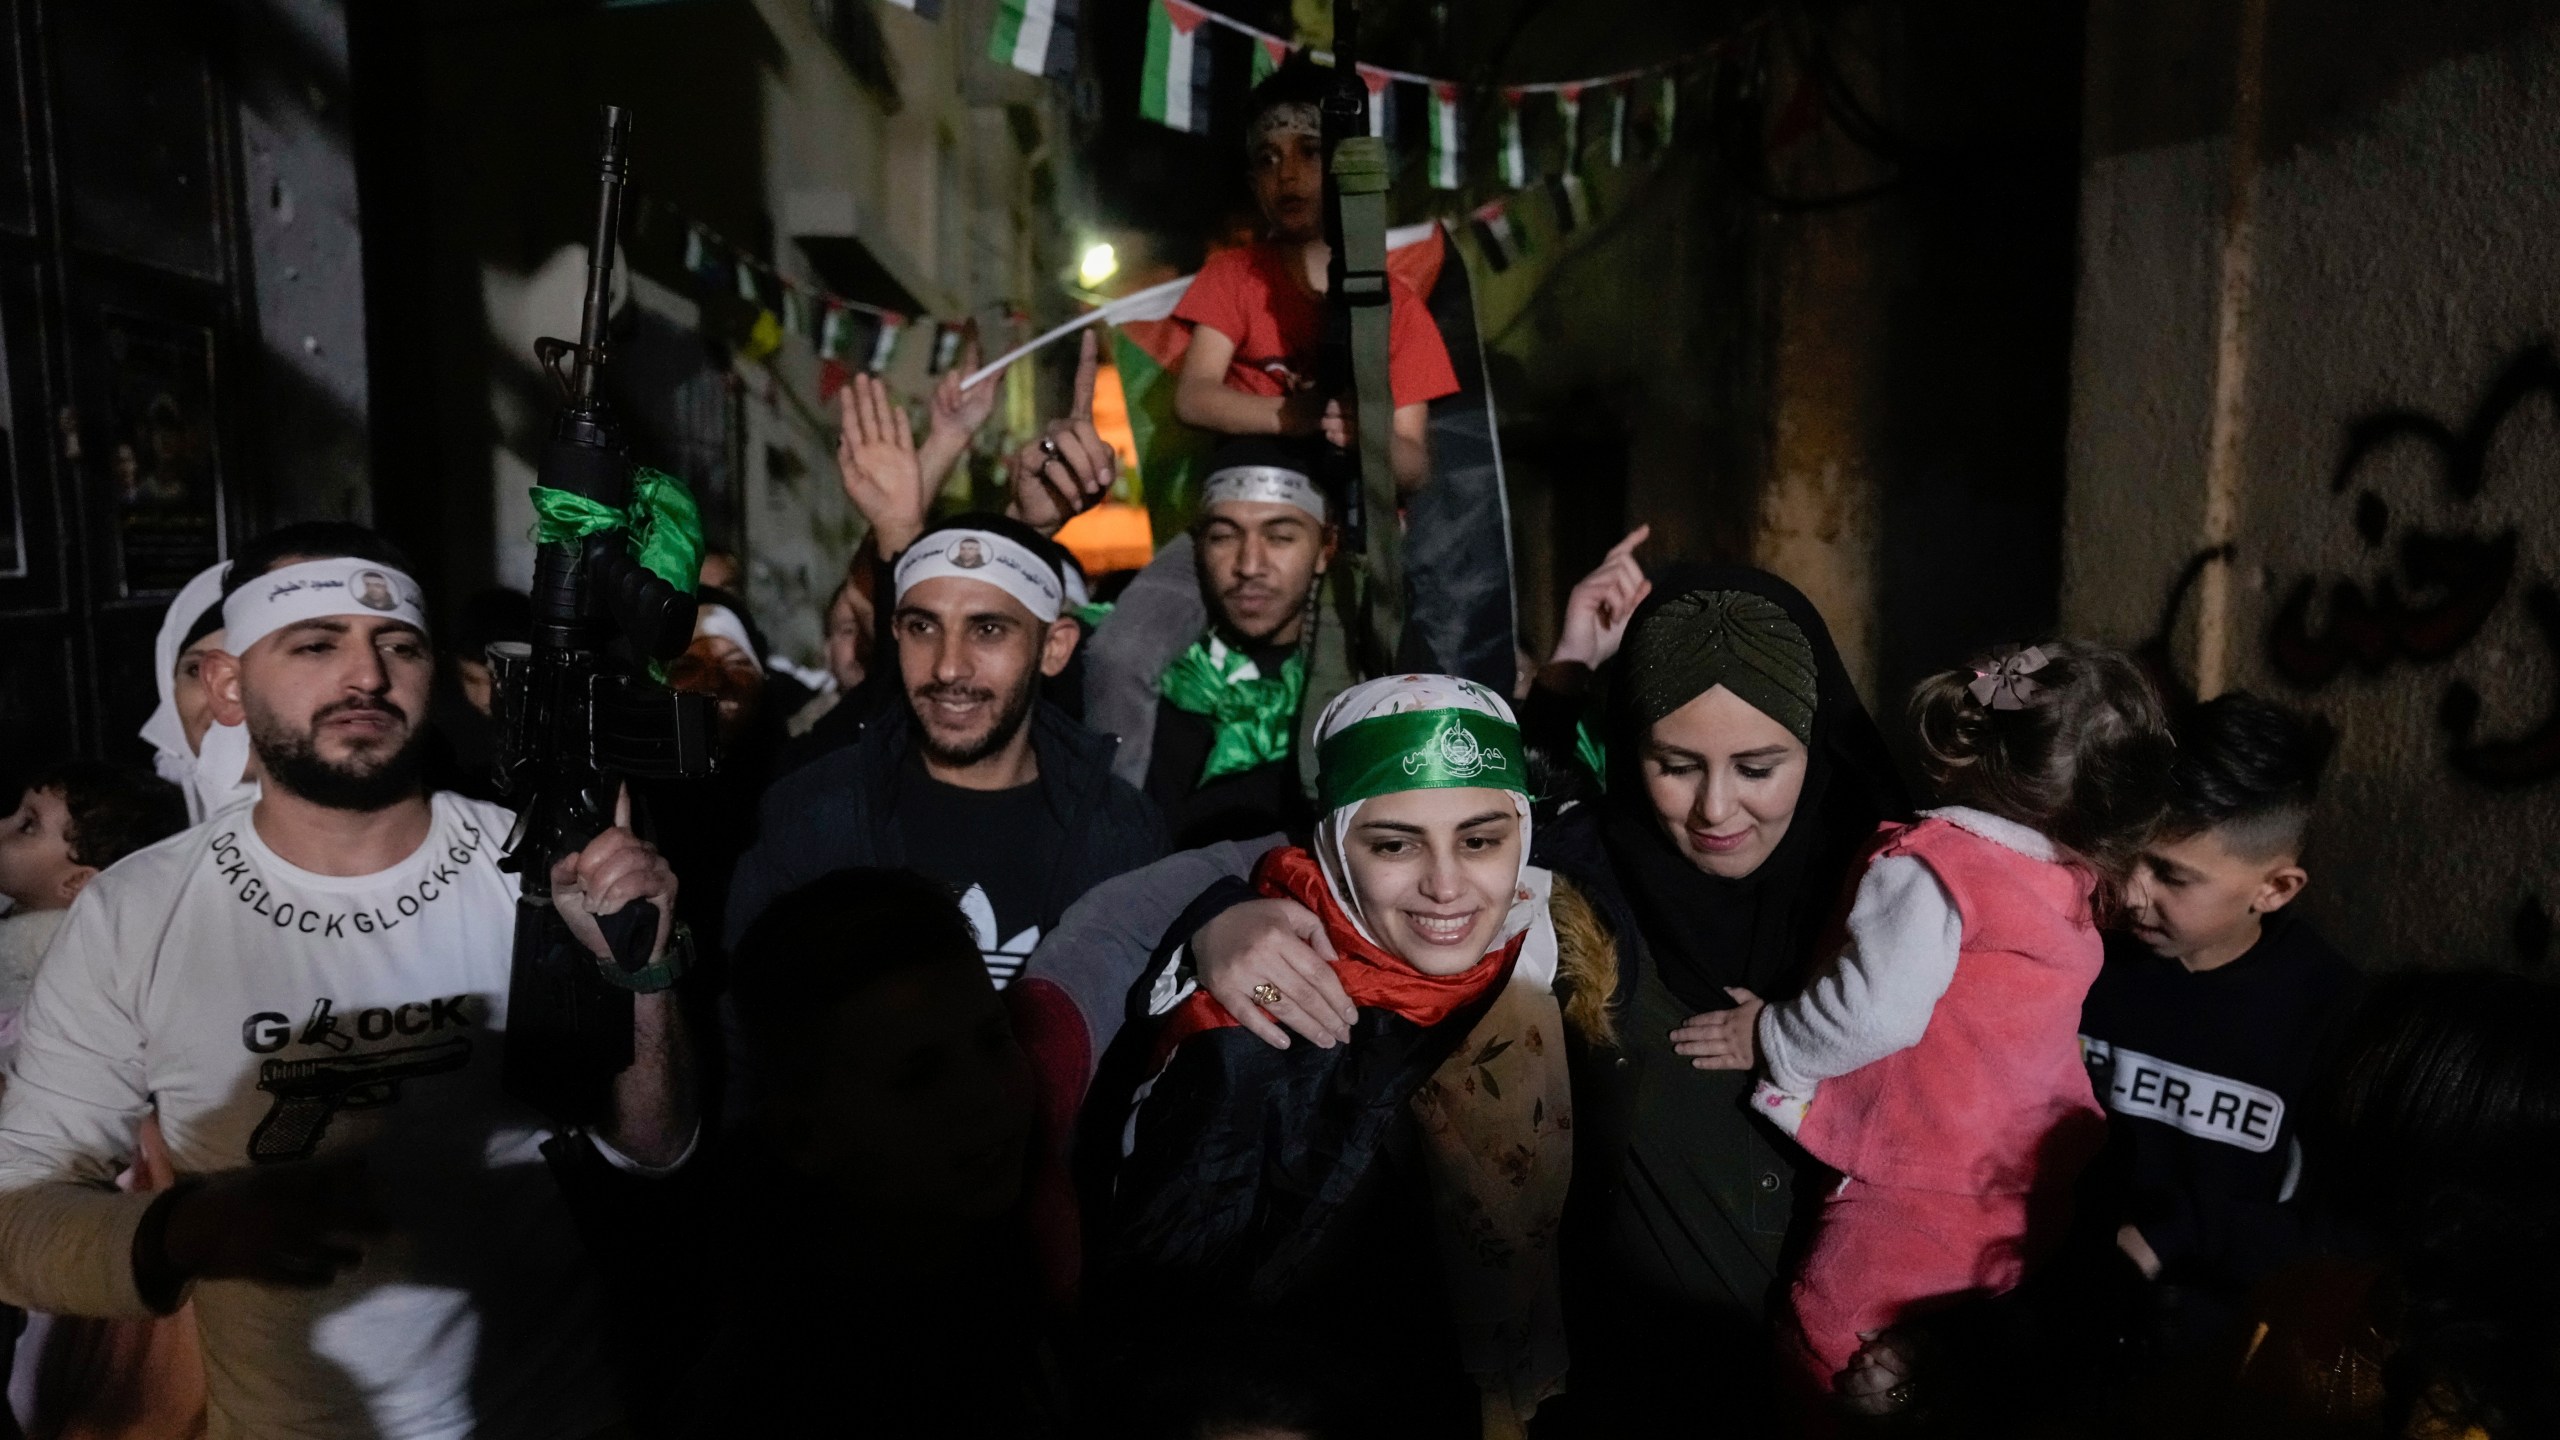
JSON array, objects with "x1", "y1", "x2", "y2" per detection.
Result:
[
  {"x1": 0, "y1": 886, "x2": 162, "y2": 1317},
  {"x1": 1757, "y1": 855, "x2": 1963, "y2": 1103}
]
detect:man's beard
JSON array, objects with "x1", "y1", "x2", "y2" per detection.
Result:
[
  {"x1": 1196, "y1": 554, "x2": 1314, "y2": 646},
  {"x1": 911, "y1": 672, "x2": 1038, "y2": 770},
  {"x1": 248, "y1": 696, "x2": 428, "y2": 812}
]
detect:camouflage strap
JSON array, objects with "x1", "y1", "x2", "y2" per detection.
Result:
[{"x1": 1331, "y1": 133, "x2": 1402, "y2": 675}]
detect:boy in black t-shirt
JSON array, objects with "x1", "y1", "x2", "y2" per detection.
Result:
[{"x1": 2078, "y1": 692, "x2": 2358, "y2": 1346}]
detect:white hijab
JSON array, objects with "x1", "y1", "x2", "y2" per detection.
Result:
[
  {"x1": 1309, "y1": 673, "x2": 1545, "y2": 962},
  {"x1": 140, "y1": 561, "x2": 255, "y2": 823}
]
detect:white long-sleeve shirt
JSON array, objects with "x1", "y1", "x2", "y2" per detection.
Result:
[
  {"x1": 0, "y1": 793, "x2": 622, "y2": 1440},
  {"x1": 1754, "y1": 807, "x2": 2057, "y2": 1132}
]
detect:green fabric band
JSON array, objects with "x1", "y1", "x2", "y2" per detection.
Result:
[
  {"x1": 1158, "y1": 635, "x2": 1306, "y2": 783},
  {"x1": 1623, "y1": 589, "x2": 1819, "y2": 744},
  {"x1": 1317, "y1": 707, "x2": 1529, "y2": 811},
  {"x1": 528, "y1": 467, "x2": 706, "y2": 596}
]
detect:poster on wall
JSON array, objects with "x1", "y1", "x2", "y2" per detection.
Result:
[{"x1": 96, "y1": 309, "x2": 220, "y2": 596}]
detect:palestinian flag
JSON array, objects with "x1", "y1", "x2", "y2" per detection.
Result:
[
  {"x1": 1498, "y1": 91, "x2": 1526, "y2": 188},
  {"x1": 867, "y1": 312, "x2": 907, "y2": 373},
  {"x1": 780, "y1": 285, "x2": 810, "y2": 341},
  {"x1": 1427, "y1": 84, "x2": 1461, "y2": 190},
  {"x1": 931, "y1": 322, "x2": 966, "y2": 373},
  {"x1": 1608, "y1": 85, "x2": 1628, "y2": 166},
  {"x1": 988, "y1": 0, "x2": 1077, "y2": 80},
  {"x1": 1548, "y1": 171, "x2": 1592, "y2": 235},
  {"x1": 734, "y1": 260, "x2": 763, "y2": 307},
  {"x1": 1140, "y1": 0, "x2": 1212, "y2": 134},
  {"x1": 1250, "y1": 34, "x2": 1287, "y2": 87},
  {"x1": 882, "y1": 0, "x2": 943, "y2": 15},
  {"x1": 1360, "y1": 65, "x2": 1394, "y2": 140},
  {"x1": 1557, "y1": 85, "x2": 1582, "y2": 172},
  {"x1": 1470, "y1": 198, "x2": 1525, "y2": 272},
  {"x1": 819, "y1": 304, "x2": 852, "y2": 360}
]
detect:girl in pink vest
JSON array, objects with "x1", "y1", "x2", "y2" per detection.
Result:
[{"x1": 1679, "y1": 640, "x2": 2172, "y2": 1416}]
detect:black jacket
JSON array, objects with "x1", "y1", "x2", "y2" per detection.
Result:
[{"x1": 723, "y1": 698, "x2": 1167, "y2": 951}]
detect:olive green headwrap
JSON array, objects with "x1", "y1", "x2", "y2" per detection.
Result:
[{"x1": 1623, "y1": 589, "x2": 1819, "y2": 744}]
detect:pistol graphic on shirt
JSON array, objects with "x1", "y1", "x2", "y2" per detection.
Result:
[{"x1": 248, "y1": 1038, "x2": 473, "y2": 1164}]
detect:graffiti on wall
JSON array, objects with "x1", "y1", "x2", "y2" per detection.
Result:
[{"x1": 2264, "y1": 343, "x2": 2560, "y2": 791}]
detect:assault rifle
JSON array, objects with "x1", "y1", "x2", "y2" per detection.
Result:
[{"x1": 489, "y1": 105, "x2": 716, "y2": 1126}]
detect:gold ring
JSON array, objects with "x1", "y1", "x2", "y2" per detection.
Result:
[{"x1": 1250, "y1": 982, "x2": 1284, "y2": 1007}]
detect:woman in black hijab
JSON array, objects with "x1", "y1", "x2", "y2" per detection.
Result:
[{"x1": 1522, "y1": 555, "x2": 1910, "y2": 1433}]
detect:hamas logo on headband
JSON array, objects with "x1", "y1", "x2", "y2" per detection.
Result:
[
  {"x1": 950, "y1": 538, "x2": 987, "y2": 569},
  {"x1": 1405, "y1": 718, "x2": 1506, "y2": 780}
]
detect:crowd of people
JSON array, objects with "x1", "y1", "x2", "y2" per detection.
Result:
[{"x1": 0, "y1": 56, "x2": 2552, "y2": 1440}]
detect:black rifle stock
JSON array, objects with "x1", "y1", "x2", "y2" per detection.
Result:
[
  {"x1": 249, "y1": 1038, "x2": 473, "y2": 1164},
  {"x1": 493, "y1": 105, "x2": 716, "y2": 1126}
]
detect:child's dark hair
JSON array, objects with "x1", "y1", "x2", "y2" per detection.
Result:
[
  {"x1": 219, "y1": 521, "x2": 416, "y2": 600},
  {"x1": 1910, "y1": 639, "x2": 2173, "y2": 887},
  {"x1": 2159, "y1": 690, "x2": 2332, "y2": 860},
  {"x1": 34, "y1": 760, "x2": 189, "y2": 871},
  {"x1": 1242, "y1": 52, "x2": 1332, "y2": 140},
  {"x1": 730, "y1": 868, "x2": 985, "y2": 1086}
]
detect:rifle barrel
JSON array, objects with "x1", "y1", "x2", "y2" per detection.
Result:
[{"x1": 573, "y1": 105, "x2": 632, "y2": 404}]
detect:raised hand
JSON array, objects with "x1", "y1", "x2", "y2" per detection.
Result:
[
  {"x1": 917, "y1": 338, "x2": 1005, "y2": 495},
  {"x1": 1008, "y1": 329, "x2": 1119, "y2": 534},
  {"x1": 930, "y1": 338, "x2": 1003, "y2": 440},
  {"x1": 1549, "y1": 524, "x2": 1653, "y2": 669},
  {"x1": 836, "y1": 373, "x2": 928, "y2": 557}
]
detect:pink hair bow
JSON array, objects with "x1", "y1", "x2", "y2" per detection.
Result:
[{"x1": 1968, "y1": 646, "x2": 2050, "y2": 711}]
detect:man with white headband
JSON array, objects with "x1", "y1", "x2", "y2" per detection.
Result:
[
  {"x1": 1081, "y1": 435, "x2": 1337, "y2": 851},
  {"x1": 1171, "y1": 54, "x2": 1459, "y2": 492},
  {"x1": 0, "y1": 521, "x2": 697, "y2": 1439},
  {"x1": 726, "y1": 512, "x2": 1164, "y2": 988}
]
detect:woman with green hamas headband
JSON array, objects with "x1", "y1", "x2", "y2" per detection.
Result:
[{"x1": 1094, "y1": 675, "x2": 1625, "y2": 1439}]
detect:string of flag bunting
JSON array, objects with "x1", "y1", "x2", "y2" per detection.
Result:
[
  {"x1": 645, "y1": 3, "x2": 1773, "y2": 385},
  {"x1": 644, "y1": 192, "x2": 998, "y2": 379}
]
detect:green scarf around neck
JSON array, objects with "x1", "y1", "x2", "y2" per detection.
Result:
[{"x1": 1157, "y1": 632, "x2": 1307, "y2": 784}]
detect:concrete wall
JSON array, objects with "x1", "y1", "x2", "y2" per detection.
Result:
[
  {"x1": 236, "y1": 0, "x2": 372, "y2": 526},
  {"x1": 2064, "y1": 0, "x2": 2560, "y2": 970}
]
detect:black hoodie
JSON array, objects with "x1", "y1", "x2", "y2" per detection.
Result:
[{"x1": 2077, "y1": 909, "x2": 2360, "y2": 1294}]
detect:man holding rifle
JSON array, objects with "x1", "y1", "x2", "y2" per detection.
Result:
[{"x1": 0, "y1": 522, "x2": 696, "y2": 1440}]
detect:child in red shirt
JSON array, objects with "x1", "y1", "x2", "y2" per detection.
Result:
[{"x1": 1173, "y1": 56, "x2": 1458, "y2": 491}]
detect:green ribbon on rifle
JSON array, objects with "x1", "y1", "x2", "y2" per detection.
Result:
[
  {"x1": 528, "y1": 467, "x2": 707, "y2": 597},
  {"x1": 1158, "y1": 633, "x2": 1307, "y2": 784}
]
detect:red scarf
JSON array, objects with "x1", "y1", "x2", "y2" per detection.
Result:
[{"x1": 1151, "y1": 845, "x2": 1524, "y2": 1068}]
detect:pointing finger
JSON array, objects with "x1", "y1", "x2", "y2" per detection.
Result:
[
  {"x1": 1604, "y1": 524, "x2": 1652, "y2": 564},
  {"x1": 1070, "y1": 328, "x2": 1099, "y2": 419}
]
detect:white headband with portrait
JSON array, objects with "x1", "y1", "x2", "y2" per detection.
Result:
[
  {"x1": 1201, "y1": 463, "x2": 1327, "y2": 523},
  {"x1": 893, "y1": 528, "x2": 1062, "y2": 623},
  {"x1": 1250, "y1": 100, "x2": 1321, "y2": 152},
  {"x1": 221, "y1": 557, "x2": 431, "y2": 655}
]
